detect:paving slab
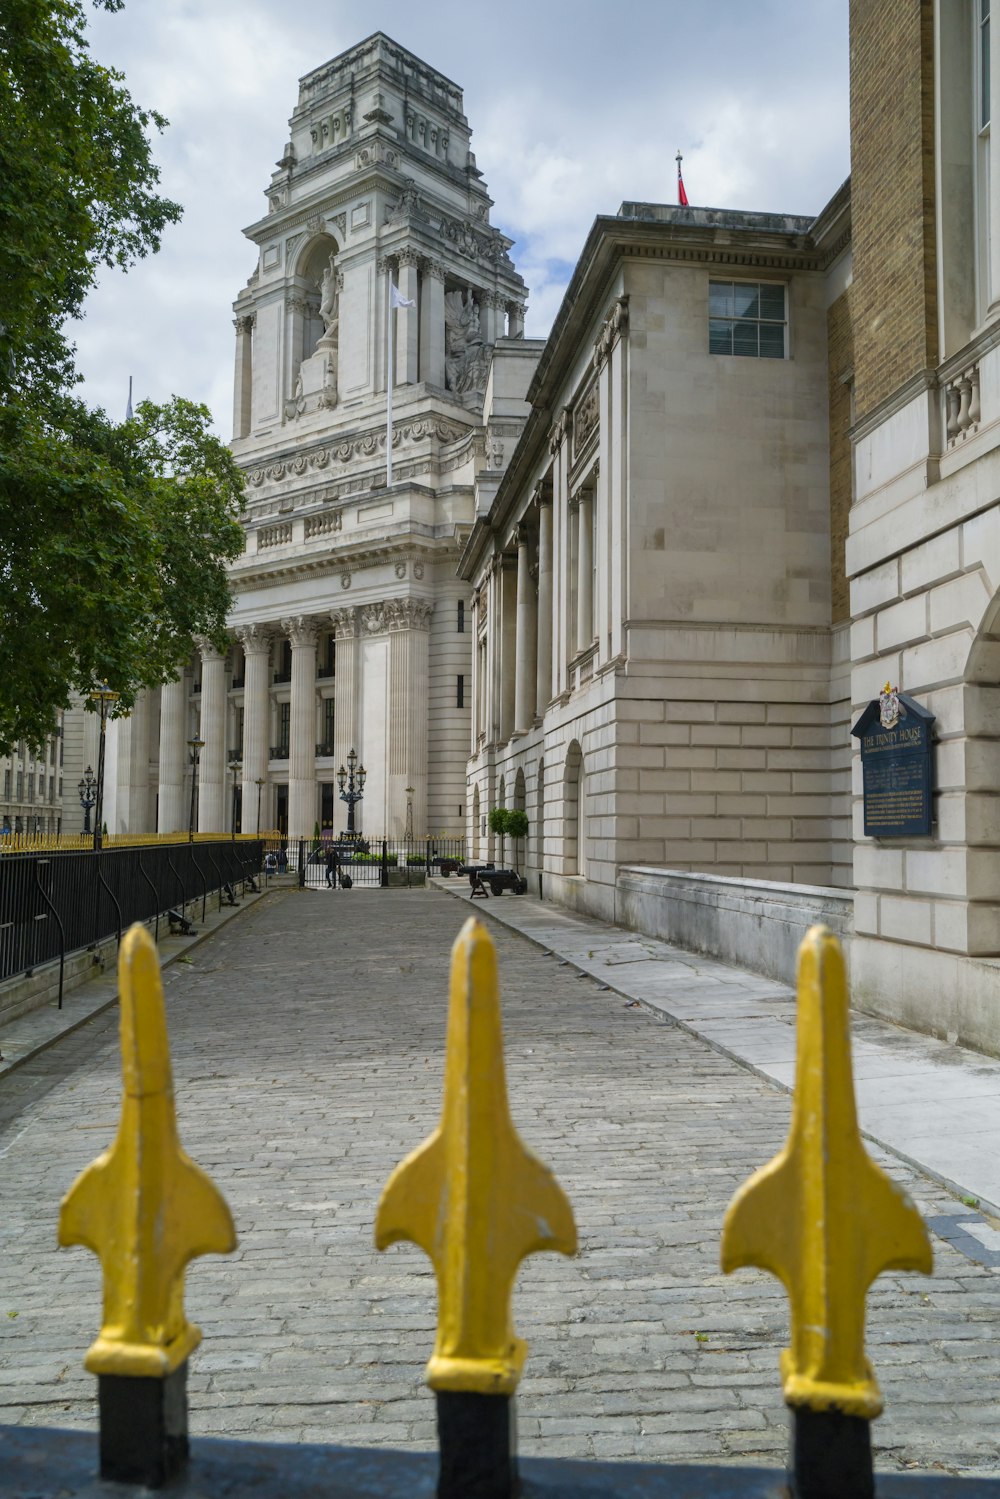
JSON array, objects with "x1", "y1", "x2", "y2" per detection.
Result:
[
  {"x1": 0, "y1": 886, "x2": 998, "y2": 1479},
  {"x1": 434, "y1": 881, "x2": 1000, "y2": 1219}
]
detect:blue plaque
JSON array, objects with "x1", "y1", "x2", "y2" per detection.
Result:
[{"x1": 851, "y1": 691, "x2": 935, "y2": 838}]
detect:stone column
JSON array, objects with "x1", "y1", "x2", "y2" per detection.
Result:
[
  {"x1": 481, "y1": 290, "x2": 500, "y2": 345},
  {"x1": 237, "y1": 625, "x2": 272, "y2": 833},
  {"x1": 388, "y1": 599, "x2": 433, "y2": 835},
  {"x1": 499, "y1": 555, "x2": 517, "y2": 741},
  {"x1": 514, "y1": 525, "x2": 537, "y2": 734},
  {"x1": 197, "y1": 641, "x2": 228, "y2": 833},
  {"x1": 115, "y1": 689, "x2": 151, "y2": 833},
  {"x1": 576, "y1": 490, "x2": 594, "y2": 650},
  {"x1": 419, "y1": 260, "x2": 446, "y2": 387},
  {"x1": 396, "y1": 251, "x2": 420, "y2": 385},
  {"x1": 536, "y1": 497, "x2": 553, "y2": 718},
  {"x1": 508, "y1": 302, "x2": 526, "y2": 338},
  {"x1": 484, "y1": 559, "x2": 501, "y2": 744},
  {"x1": 549, "y1": 409, "x2": 571, "y2": 697},
  {"x1": 284, "y1": 293, "x2": 307, "y2": 404},
  {"x1": 331, "y1": 607, "x2": 357, "y2": 833},
  {"x1": 470, "y1": 590, "x2": 481, "y2": 747},
  {"x1": 157, "y1": 675, "x2": 188, "y2": 833},
  {"x1": 284, "y1": 616, "x2": 319, "y2": 838},
  {"x1": 990, "y1": 57, "x2": 1000, "y2": 320},
  {"x1": 232, "y1": 313, "x2": 254, "y2": 440}
]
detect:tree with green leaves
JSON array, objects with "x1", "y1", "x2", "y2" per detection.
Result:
[{"x1": 0, "y1": 0, "x2": 244, "y2": 753}]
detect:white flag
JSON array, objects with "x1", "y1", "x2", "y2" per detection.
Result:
[{"x1": 390, "y1": 280, "x2": 415, "y2": 309}]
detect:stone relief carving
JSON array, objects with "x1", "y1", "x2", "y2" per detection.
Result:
[
  {"x1": 330, "y1": 607, "x2": 356, "y2": 637},
  {"x1": 245, "y1": 419, "x2": 470, "y2": 488},
  {"x1": 341, "y1": 572, "x2": 352, "y2": 589},
  {"x1": 388, "y1": 598, "x2": 434, "y2": 631},
  {"x1": 332, "y1": 212, "x2": 347, "y2": 239},
  {"x1": 444, "y1": 289, "x2": 490, "y2": 395},
  {"x1": 548, "y1": 408, "x2": 571, "y2": 455},
  {"x1": 593, "y1": 296, "x2": 630, "y2": 369},
  {"x1": 489, "y1": 434, "x2": 504, "y2": 469},
  {"x1": 357, "y1": 140, "x2": 398, "y2": 171},
  {"x1": 385, "y1": 179, "x2": 426, "y2": 224},
  {"x1": 413, "y1": 562, "x2": 424, "y2": 580},
  {"x1": 394, "y1": 561, "x2": 407, "y2": 579},
  {"x1": 236, "y1": 624, "x2": 274, "y2": 655},
  {"x1": 195, "y1": 636, "x2": 226, "y2": 662},
  {"x1": 281, "y1": 615, "x2": 320, "y2": 648},
  {"x1": 362, "y1": 603, "x2": 392, "y2": 635},
  {"x1": 233, "y1": 313, "x2": 256, "y2": 335},
  {"x1": 573, "y1": 380, "x2": 600, "y2": 454},
  {"x1": 405, "y1": 111, "x2": 449, "y2": 158}
]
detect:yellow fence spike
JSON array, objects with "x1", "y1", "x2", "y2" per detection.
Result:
[
  {"x1": 375, "y1": 916, "x2": 577, "y2": 1396},
  {"x1": 58, "y1": 924, "x2": 237, "y2": 1377},
  {"x1": 720, "y1": 924, "x2": 932, "y2": 1419}
]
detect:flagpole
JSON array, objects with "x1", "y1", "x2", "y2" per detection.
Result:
[{"x1": 386, "y1": 271, "x2": 394, "y2": 488}]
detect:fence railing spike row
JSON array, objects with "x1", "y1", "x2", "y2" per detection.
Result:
[
  {"x1": 58, "y1": 924, "x2": 237, "y2": 1487},
  {"x1": 721, "y1": 923, "x2": 933, "y2": 1499},
  {"x1": 375, "y1": 915, "x2": 577, "y2": 1498},
  {"x1": 7, "y1": 919, "x2": 1000, "y2": 1496}
]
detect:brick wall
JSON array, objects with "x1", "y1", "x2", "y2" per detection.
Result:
[{"x1": 849, "y1": 0, "x2": 937, "y2": 420}]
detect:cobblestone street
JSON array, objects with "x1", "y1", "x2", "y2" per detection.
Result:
[{"x1": 1, "y1": 887, "x2": 998, "y2": 1476}]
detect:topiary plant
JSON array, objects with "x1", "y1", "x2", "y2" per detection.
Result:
[{"x1": 506, "y1": 809, "x2": 528, "y2": 871}]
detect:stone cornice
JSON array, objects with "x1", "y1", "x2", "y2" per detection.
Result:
[{"x1": 229, "y1": 533, "x2": 463, "y2": 594}]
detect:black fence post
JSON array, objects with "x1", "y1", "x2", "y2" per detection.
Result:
[
  {"x1": 298, "y1": 839, "x2": 306, "y2": 888},
  {"x1": 380, "y1": 839, "x2": 389, "y2": 887}
]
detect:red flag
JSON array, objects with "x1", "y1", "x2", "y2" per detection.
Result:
[{"x1": 676, "y1": 151, "x2": 689, "y2": 207}]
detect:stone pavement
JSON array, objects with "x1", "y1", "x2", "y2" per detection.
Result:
[
  {"x1": 0, "y1": 886, "x2": 999, "y2": 1477},
  {"x1": 435, "y1": 880, "x2": 1000, "y2": 1233}
]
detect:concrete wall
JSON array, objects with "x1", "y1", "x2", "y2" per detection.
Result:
[{"x1": 615, "y1": 866, "x2": 854, "y2": 987}]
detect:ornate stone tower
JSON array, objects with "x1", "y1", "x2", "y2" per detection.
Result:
[{"x1": 225, "y1": 34, "x2": 530, "y2": 838}]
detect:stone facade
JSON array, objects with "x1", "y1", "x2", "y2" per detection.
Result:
[
  {"x1": 845, "y1": 0, "x2": 1000, "y2": 1051},
  {"x1": 463, "y1": 203, "x2": 854, "y2": 924},
  {"x1": 0, "y1": 724, "x2": 65, "y2": 836},
  {"x1": 99, "y1": 34, "x2": 533, "y2": 839}
]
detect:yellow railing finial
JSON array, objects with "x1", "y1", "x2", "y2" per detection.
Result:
[
  {"x1": 720, "y1": 924, "x2": 932, "y2": 1419},
  {"x1": 58, "y1": 924, "x2": 237, "y2": 1376},
  {"x1": 375, "y1": 916, "x2": 577, "y2": 1395}
]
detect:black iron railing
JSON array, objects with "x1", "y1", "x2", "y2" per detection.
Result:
[{"x1": 0, "y1": 840, "x2": 263, "y2": 1000}]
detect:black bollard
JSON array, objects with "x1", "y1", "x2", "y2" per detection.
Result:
[{"x1": 98, "y1": 1365, "x2": 189, "y2": 1488}]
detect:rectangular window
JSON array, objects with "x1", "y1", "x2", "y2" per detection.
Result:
[
  {"x1": 457, "y1": 600, "x2": 465, "y2": 633},
  {"x1": 709, "y1": 280, "x2": 786, "y2": 359},
  {"x1": 16, "y1": 771, "x2": 23, "y2": 799},
  {"x1": 323, "y1": 697, "x2": 335, "y2": 747},
  {"x1": 3, "y1": 769, "x2": 9, "y2": 798},
  {"x1": 237, "y1": 706, "x2": 245, "y2": 753},
  {"x1": 457, "y1": 674, "x2": 465, "y2": 709},
  {"x1": 278, "y1": 701, "x2": 290, "y2": 754}
]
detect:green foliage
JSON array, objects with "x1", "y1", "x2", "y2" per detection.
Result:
[
  {"x1": 0, "y1": 0, "x2": 181, "y2": 405},
  {"x1": 0, "y1": 397, "x2": 245, "y2": 752},
  {"x1": 506, "y1": 810, "x2": 529, "y2": 841},
  {"x1": 487, "y1": 807, "x2": 511, "y2": 836},
  {"x1": 0, "y1": 3, "x2": 243, "y2": 754}
]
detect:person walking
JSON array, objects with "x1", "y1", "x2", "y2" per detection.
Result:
[{"x1": 325, "y1": 844, "x2": 339, "y2": 889}]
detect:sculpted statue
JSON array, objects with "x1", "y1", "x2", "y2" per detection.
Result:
[
  {"x1": 319, "y1": 252, "x2": 339, "y2": 338},
  {"x1": 444, "y1": 288, "x2": 490, "y2": 395}
]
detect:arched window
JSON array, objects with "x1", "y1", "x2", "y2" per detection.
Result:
[{"x1": 563, "y1": 742, "x2": 585, "y2": 877}]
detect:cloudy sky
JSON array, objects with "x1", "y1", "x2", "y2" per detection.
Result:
[{"x1": 75, "y1": 0, "x2": 849, "y2": 435}]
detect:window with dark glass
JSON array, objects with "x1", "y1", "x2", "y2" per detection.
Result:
[
  {"x1": 457, "y1": 675, "x2": 465, "y2": 708},
  {"x1": 709, "y1": 280, "x2": 786, "y2": 359},
  {"x1": 457, "y1": 600, "x2": 465, "y2": 633},
  {"x1": 278, "y1": 701, "x2": 290, "y2": 754}
]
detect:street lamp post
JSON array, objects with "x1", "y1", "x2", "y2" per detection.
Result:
[
  {"x1": 336, "y1": 748, "x2": 366, "y2": 837},
  {"x1": 187, "y1": 738, "x2": 205, "y2": 842},
  {"x1": 89, "y1": 682, "x2": 119, "y2": 852},
  {"x1": 228, "y1": 757, "x2": 242, "y2": 839},
  {"x1": 254, "y1": 776, "x2": 265, "y2": 833},
  {"x1": 77, "y1": 765, "x2": 97, "y2": 838}
]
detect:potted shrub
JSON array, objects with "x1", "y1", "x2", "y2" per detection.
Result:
[
  {"x1": 506, "y1": 809, "x2": 528, "y2": 872},
  {"x1": 487, "y1": 806, "x2": 510, "y2": 865}
]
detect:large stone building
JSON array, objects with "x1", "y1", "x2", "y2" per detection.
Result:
[
  {"x1": 69, "y1": 11, "x2": 1000, "y2": 1053},
  {"x1": 89, "y1": 34, "x2": 534, "y2": 840}
]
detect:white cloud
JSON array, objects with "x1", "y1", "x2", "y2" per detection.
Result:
[{"x1": 71, "y1": 0, "x2": 849, "y2": 433}]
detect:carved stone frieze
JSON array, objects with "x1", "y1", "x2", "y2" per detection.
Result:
[
  {"x1": 387, "y1": 598, "x2": 434, "y2": 631},
  {"x1": 362, "y1": 602, "x2": 392, "y2": 635}
]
